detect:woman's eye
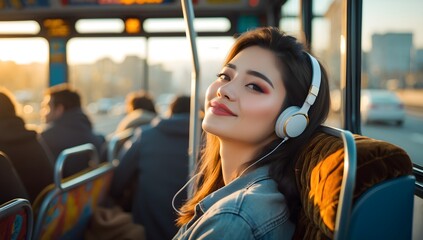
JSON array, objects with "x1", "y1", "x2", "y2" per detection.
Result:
[
  {"x1": 216, "y1": 73, "x2": 230, "y2": 81},
  {"x1": 246, "y1": 83, "x2": 264, "y2": 93}
]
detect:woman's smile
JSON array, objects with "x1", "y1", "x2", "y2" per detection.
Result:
[{"x1": 209, "y1": 101, "x2": 237, "y2": 116}]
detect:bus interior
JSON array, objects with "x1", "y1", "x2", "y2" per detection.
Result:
[{"x1": 0, "y1": 0, "x2": 422, "y2": 239}]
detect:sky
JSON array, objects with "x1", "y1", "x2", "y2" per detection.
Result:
[
  {"x1": 0, "y1": 0, "x2": 422, "y2": 64},
  {"x1": 361, "y1": 0, "x2": 423, "y2": 51}
]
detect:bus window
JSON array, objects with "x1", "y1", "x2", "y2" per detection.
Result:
[
  {"x1": 67, "y1": 36, "x2": 233, "y2": 136},
  {"x1": 148, "y1": 36, "x2": 233, "y2": 115},
  {"x1": 280, "y1": 0, "x2": 342, "y2": 128},
  {"x1": 310, "y1": 0, "x2": 341, "y2": 128},
  {"x1": 67, "y1": 37, "x2": 147, "y2": 136},
  {"x1": 0, "y1": 37, "x2": 48, "y2": 129},
  {"x1": 279, "y1": 0, "x2": 301, "y2": 39},
  {"x1": 361, "y1": 0, "x2": 423, "y2": 169}
]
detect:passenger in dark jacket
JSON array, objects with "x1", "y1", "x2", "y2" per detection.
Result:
[
  {"x1": 0, "y1": 151, "x2": 30, "y2": 204},
  {"x1": 110, "y1": 95, "x2": 191, "y2": 240},
  {"x1": 39, "y1": 84, "x2": 105, "y2": 178},
  {"x1": 0, "y1": 87, "x2": 54, "y2": 203},
  {"x1": 115, "y1": 90, "x2": 157, "y2": 133}
]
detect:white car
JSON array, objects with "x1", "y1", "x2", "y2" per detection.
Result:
[{"x1": 361, "y1": 89, "x2": 405, "y2": 126}]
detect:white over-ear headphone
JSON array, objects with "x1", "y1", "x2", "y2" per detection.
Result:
[{"x1": 275, "y1": 53, "x2": 321, "y2": 138}]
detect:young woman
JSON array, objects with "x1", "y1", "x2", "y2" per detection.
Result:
[{"x1": 173, "y1": 27, "x2": 330, "y2": 239}]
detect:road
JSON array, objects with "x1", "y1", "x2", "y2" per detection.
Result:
[
  {"x1": 327, "y1": 109, "x2": 423, "y2": 167},
  {"x1": 361, "y1": 110, "x2": 423, "y2": 167}
]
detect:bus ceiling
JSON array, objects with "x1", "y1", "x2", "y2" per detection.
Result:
[{"x1": 0, "y1": 0, "x2": 285, "y2": 29}]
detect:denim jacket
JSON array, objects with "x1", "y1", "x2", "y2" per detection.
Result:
[{"x1": 173, "y1": 165, "x2": 295, "y2": 240}]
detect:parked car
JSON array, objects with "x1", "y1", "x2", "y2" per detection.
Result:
[{"x1": 361, "y1": 89, "x2": 405, "y2": 126}]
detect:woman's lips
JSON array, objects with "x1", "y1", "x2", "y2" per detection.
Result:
[{"x1": 209, "y1": 101, "x2": 237, "y2": 116}]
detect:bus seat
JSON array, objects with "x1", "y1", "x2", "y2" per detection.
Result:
[
  {"x1": 348, "y1": 175, "x2": 415, "y2": 239},
  {"x1": 0, "y1": 198, "x2": 33, "y2": 240},
  {"x1": 0, "y1": 152, "x2": 29, "y2": 205},
  {"x1": 107, "y1": 128, "x2": 135, "y2": 166},
  {"x1": 293, "y1": 125, "x2": 414, "y2": 240},
  {"x1": 32, "y1": 143, "x2": 115, "y2": 240}
]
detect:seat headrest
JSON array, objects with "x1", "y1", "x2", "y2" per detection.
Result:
[{"x1": 292, "y1": 131, "x2": 413, "y2": 239}]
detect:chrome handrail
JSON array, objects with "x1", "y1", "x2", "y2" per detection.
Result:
[{"x1": 181, "y1": 0, "x2": 201, "y2": 196}]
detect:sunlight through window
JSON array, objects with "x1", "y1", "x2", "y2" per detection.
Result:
[
  {"x1": 0, "y1": 21, "x2": 40, "y2": 34},
  {"x1": 75, "y1": 19, "x2": 125, "y2": 33}
]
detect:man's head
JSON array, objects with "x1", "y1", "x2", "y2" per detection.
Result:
[
  {"x1": 41, "y1": 84, "x2": 81, "y2": 123},
  {"x1": 169, "y1": 95, "x2": 191, "y2": 116},
  {"x1": 126, "y1": 91, "x2": 156, "y2": 114},
  {"x1": 0, "y1": 87, "x2": 18, "y2": 118}
]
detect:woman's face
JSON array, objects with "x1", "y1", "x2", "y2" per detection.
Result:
[{"x1": 202, "y1": 46, "x2": 286, "y2": 144}]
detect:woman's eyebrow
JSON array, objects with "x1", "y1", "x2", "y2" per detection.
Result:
[
  {"x1": 224, "y1": 63, "x2": 274, "y2": 88},
  {"x1": 225, "y1": 63, "x2": 236, "y2": 69},
  {"x1": 246, "y1": 70, "x2": 274, "y2": 88}
]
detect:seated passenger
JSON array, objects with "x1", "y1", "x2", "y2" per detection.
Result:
[
  {"x1": 173, "y1": 27, "x2": 330, "y2": 239},
  {"x1": 39, "y1": 84, "x2": 105, "y2": 178},
  {"x1": 0, "y1": 151, "x2": 29, "y2": 204},
  {"x1": 110, "y1": 95, "x2": 191, "y2": 240},
  {"x1": 115, "y1": 90, "x2": 157, "y2": 133},
  {"x1": 0, "y1": 87, "x2": 53, "y2": 203}
]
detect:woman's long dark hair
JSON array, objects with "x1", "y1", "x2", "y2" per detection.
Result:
[{"x1": 177, "y1": 26, "x2": 330, "y2": 225}]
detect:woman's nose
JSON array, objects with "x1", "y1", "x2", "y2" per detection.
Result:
[{"x1": 217, "y1": 81, "x2": 236, "y2": 101}]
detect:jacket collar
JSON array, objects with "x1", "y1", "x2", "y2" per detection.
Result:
[{"x1": 198, "y1": 165, "x2": 271, "y2": 213}]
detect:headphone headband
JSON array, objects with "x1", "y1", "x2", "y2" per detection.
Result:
[{"x1": 300, "y1": 53, "x2": 321, "y2": 113}]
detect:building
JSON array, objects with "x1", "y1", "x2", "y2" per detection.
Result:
[{"x1": 368, "y1": 33, "x2": 413, "y2": 88}]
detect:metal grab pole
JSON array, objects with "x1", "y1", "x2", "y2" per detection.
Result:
[{"x1": 181, "y1": 0, "x2": 201, "y2": 195}]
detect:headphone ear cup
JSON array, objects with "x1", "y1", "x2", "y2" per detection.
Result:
[{"x1": 275, "y1": 106, "x2": 308, "y2": 138}]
